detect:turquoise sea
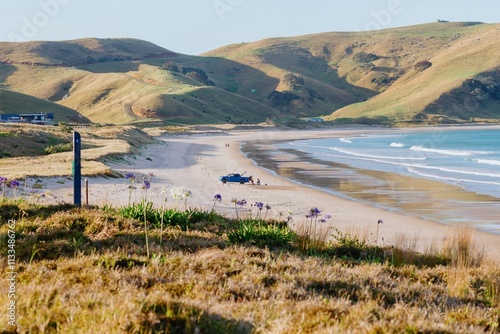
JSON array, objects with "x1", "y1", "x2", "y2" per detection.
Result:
[
  {"x1": 246, "y1": 127, "x2": 500, "y2": 234},
  {"x1": 283, "y1": 128, "x2": 500, "y2": 199}
]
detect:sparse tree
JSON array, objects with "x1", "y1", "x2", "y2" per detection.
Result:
[
  {"x1": 470, "y1": 88, "x2": 489, "y2": 101},
  {"x1": 353, "y1": 52, "x2": 379, "y2": 63},
  {"x1": 161, "y1": 62, "x2": 179, "y2": 72},
  {"x1": 182, "y1": 67, "x2": 215, "y2": 86},
  {"x1": 414, "y1": 60, "x2": 432, "y2": 72},
  {"x1": 283, "y1": 73, "x2": 304, "y2": 90}
]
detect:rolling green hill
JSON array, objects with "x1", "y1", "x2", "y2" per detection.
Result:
[
  {"x1": 320, "y1": 22, "x2": 500, "y2": 125},
  {"x1": 0, "y1": 89, "x2": 89, "y2": 123},
  {"x1": 0, "y1": 23, "x2": 499, "y2": 126}
]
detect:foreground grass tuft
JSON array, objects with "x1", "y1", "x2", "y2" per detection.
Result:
[{"x1": 1, "y1": 200, "x2": 499, "y2": 333}]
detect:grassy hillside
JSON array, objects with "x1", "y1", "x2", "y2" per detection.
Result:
[
  {"x1": 0, "y1": 22, "x2": 499, "y2": 126},
  {"x1": 323, "y1": 22, "x2": 500, "y2": 125},
  {"x1": 0, "y1": 89, "x2": 88, "y2": 124},
  {"x1": 0, "y1": 199, "x2": 498, "y2": 333},
  {"x1": 0, "y1": 38, "x2": 175, "y2": 66},
  {"x1": 0, "y1": 123, "x2": 155, "y2": 178},
  {"x1": 1, "y1": 55, "x2": 282, "y2": 125},
  {"x1": 205, "y1": 22, "x2": 500, "y2": 125}
]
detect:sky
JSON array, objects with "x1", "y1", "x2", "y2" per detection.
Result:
[{"x1": 1, "y1": 0, "x2": 498, "y2": 55}]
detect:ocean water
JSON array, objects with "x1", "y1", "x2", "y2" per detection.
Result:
[
  {"x1": 246, "y1": 127, "x2": 500, "y2": 233},
  {"x1": 282, "y1": 128, "x2": 500, "y2": 199}
]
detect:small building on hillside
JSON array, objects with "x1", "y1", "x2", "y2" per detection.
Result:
[{"x1": 0, "y1": 113, "x2": 54, "y2": 125}]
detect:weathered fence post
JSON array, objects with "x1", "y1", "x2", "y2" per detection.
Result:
[{"x1": 73, "y1": 132, "x2": 81, "y2": 207}]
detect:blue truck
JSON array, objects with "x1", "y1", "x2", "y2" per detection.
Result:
[{"x1": 219, "y1": 173, "x2": 253, "y2": 184}]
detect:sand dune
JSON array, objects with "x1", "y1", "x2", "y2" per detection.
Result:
[{"x1": 39, "y1": 127, "x2": 500, "y2": 259}]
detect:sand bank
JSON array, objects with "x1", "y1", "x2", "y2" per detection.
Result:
[{"x1": 36, "y1": 127, "x2": 500, "y2": 259}]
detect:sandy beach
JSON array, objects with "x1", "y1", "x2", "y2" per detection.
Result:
[{"x1": 35, "y1": 127, "x2": 500, "y2": 259}]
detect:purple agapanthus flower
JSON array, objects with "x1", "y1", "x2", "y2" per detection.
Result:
[
  {"x1": 0, "y1": 176, "x2": 7, "y2": 183},
  {"x1": 378, "y1": 219, "x2": 384, "y2": 224},
  {"x1": 142, "y1": 179, "x2": 151, "y2": 190},
  {"x1": 254, "y1": 201, "x2": 264, "y2": 210},
  {"x1": 265, "y1": 204, "x2": 272, "y2": 211},
  {"x1": 319, "y1": 214, "x2": 332, "y2": 223},
  {"x1": 125, "y1": 173, "x2": 136, "y2": 180},
  {"x1": 237, "y1": 199, "x2": 247, "y2": 206},
  {"x1": 306, "y1": 207, "x2": 321, "y2": 218},
  {"x1": 9, "y1": 180, "x2": 19, "y2": 188},
  {"x1": 214, "y1": 194, "x2": 222, "y2": 202}
]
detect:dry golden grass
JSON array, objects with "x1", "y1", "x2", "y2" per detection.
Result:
[
  {"x1": 1, "y1": 200, "x2": 499, "y2": 333},
  {"x1": 0, "y1": 38, "x2": 172, "y2": 67},
  {"x1": 442, "y1": 226, "x2": 485, "y2": 268},
  {"x1": 0, "y1": 124, "x2": 155, "y2": 179}
]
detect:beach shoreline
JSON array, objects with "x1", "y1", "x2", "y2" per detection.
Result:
[
  {"x1": 26, "y1": 125, "x2": 500, "y2": 260},
  {"x1": 241, "y1": 136, "x2": 500, "y2": 235}
]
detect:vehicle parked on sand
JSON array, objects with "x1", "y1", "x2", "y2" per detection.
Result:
[{"x1": 219, "y1": 173, "x2": 253, "y2": 184}]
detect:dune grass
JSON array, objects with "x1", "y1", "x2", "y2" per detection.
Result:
[
  {"x1": 0, "y1": 124, "x2": 156, "y2": 179},
  {"x1": 0, "y1": 198, "x2": 498, "y2": 333}
]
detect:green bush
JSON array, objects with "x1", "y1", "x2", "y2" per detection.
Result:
[
  {"x1": 331, "y1": 227, "x2": 375, "y2": 259},
  {"x1": 118, "y1": 202, "x2": 217, "y2": 230},
  {"x1": 44, "y1": 143, "x2": 72, "y2": 155},
  {"x1": 414, "y1": 60, "x2": 432, "y2": 72},
  {"x1": 185, "y1": 207, "x2": 219, "y2": 224},
  {"x1": 228, "y1": 219, "x2": 296, "y2": 249},
  {"x1": 161, "y1": 61, "x2": 179, "y2": 72},
  {"x1": 58, "y1": 122, "x2": 73, "y2": 133},
  {"x1": 283, "y1": 73, "x2": 304, "y2": 89},
  {"x1": 353, "y1": 51, "x2": 379, "y2": 63},
  {"x1": 119, "y1": 201, "x2": 159, "y2": 224}
]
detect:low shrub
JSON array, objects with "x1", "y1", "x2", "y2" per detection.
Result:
[
  {"x1": 118, "y1": 202, "x2": 218, "y2": 230},
  {"x1": 414, "y1": 60, "x2": 432, "y2": 72},
  {"x1": 228, "y1": 219, "x2": 296, "y2": 249},
  {"x1": 44, "y1": 143, "x2": 72, "y2": 155}
]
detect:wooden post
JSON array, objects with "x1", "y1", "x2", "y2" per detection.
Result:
[
  {"x1": 73, "y1": 132, "x2": 81, "y2": 207},
  {"x1": 85, "y1": 178, "x2": 89, "y2": 206}
]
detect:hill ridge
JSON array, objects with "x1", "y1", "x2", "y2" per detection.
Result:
[
  {"x1": 0, "y1": 22, "x2": 499, "y2": 126},
  {"x1": 0, "y1": 38, "x2": 178, "y2": 67}
]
